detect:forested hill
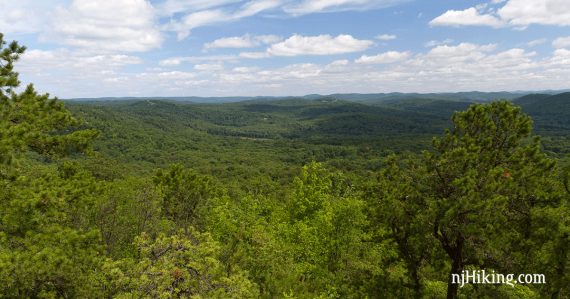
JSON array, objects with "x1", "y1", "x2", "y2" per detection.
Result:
[
  {"x1": 66, "y1": 99, "x2": 449, "y2": 181},
  {"x1": 65, "y1": 94, "x2": 570, "y2": 182},
  {"x1": 514, "y1": 92, "x2": 570, "y2": 130}
]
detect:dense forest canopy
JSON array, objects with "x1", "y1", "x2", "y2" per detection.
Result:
[{"x1": 1, "y1": 33, "x2": 569, "y2": 298}]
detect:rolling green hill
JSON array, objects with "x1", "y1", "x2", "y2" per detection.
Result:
[
  {"x1": 514, "y1": 92, "x2": 570, "y2": 132},
  {"x1": 66, "y1": 93, "x2": 570, "y2": 181}
]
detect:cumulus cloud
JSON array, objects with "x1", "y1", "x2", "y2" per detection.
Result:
[
  {"x1": 431, "y1": 0, "x2": 570, "y2": 30},
  {"x1": 203, "y1": 34, "x2": 281, "y2": 50},
  {"x1": 212, "y1": 43, "x2": 567, "y2": 95},
  {"x1": 421, "y1": 43, "x2": 497, "y2": 64},
  {"x1": 159, "y1": 55, "x2": 239, "y2": 66},
  {"x1": 204, "y1": 35, "x2": 258, "y2": 50},
  {"x1": 552, "y1": 48, "x2": 570, "y2": 64},
  {"x1": 0, "y1": 0, "x2": 57, "y2": 34},
  {"x1": 17, "y1": 49, "x2": 144, "y2": 97},
  {"x1": 527, "y1": 39, "x2": 547, "y2": 47},
  {"x1": 255, "y1": 35, "x2": 283, "y2": 44},
  {"x1": 194, "y1": 63, "x2": 225, "y2": 71},
  {"x1": 267, "y1": 34, "x2": 373, "y2": 56},
  {"x1": 430, "y1": 7, "x2": 504, "y2": 28},
  {"x1": 17, "y1": 42, "x2": 570, "y2": 97},
  {"x1": 154, "y1": 71, "x2": 196, "y2": 80},
  {"x1": 424, "y1": 39, "x2": 454, "y2": 48},
  {"x1": 498, "y1": 0, "x2": 570, "y2": 27},
  {"x1": 429, "y1": 43, "x2": 497, "y2": 55},
  {"x1": 377, "y1": 34, "x2": 397, "y2": 41},
  {"x1": 355, "y1": 51, "x2": 410, "y2": 64},
  {"x1": 21, "y1": 49, "x2": 142, "y2": 69},
  {"x1": 327, "y1": 59, "x2": 349, "y2": 67},
  {"x1": 232, "y1": 66, "x2": 259, "y2": 73},
  {"x1": 553, "y1": 37, "x2": 570, "y2": 49},
  {"x1": 239, "y1": 51, "x2": 271, "y2": 59},
  {"x1": 50, "y1": 0, "x2": 162, "y2": 52}
]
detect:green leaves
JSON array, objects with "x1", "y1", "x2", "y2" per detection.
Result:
[
  {"x1": 0, "y1": 33, "x2": 26, "y2": 96},
  {"x1": 154, "y1": 164, "x2": 216, "y2": 227},
  {"x1": 418, "y1": 101, "x2": 563, "y2": 298},
  {"x1": 1, "y1": 84, "x2": 99, "y2": 166},
  {"x1": 1, "y1": 36, "x2": 98, "y2": 166},
  {"x1": 103, "y1": 229, "x2": 259, "y2": 298}
]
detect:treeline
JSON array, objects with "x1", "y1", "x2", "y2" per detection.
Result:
[{"x1": 1, "y1": 34, "x2": 569, "y2": 298}]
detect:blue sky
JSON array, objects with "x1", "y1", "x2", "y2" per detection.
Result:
[{"x1": 1, "y1": 0, "x2": 570, "y2": 97}]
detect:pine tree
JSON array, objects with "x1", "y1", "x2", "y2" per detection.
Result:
[
  {"x1": 0, "y1": 33, "x2": 98, "y2": 167},
  {"x1": 0, "y1": 33, "x2": 103, "y2": 297},
  {"x1": 424, "y1": 102, "x2": 558, "y2": 298}
]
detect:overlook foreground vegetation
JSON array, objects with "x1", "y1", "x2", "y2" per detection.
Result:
[{"x1": 1, "y1": 34, "x2": 569, "y2": 298}]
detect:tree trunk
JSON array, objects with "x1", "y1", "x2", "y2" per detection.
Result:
[
  {"x1": 446, "y1": 255, "x2": 462, "y2": 299},
  {"x1": 411, "y1": 267, "x2": 422, "y2": 299},
  {"x1": 444, "y1": 237, "x2": 464, "y2": 299}
]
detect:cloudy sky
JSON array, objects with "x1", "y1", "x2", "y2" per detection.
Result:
[{"x1": 1, "y1": 0, "x2": 570, "y2": 98}]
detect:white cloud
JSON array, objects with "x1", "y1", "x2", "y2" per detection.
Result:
[
  {"x1": 204, "y1": 35, "x2": 257, "y2": 50},
  {"x1": 551, "y1": 48, "x2": 570, "y2": 65},
  {"x1": 16, "y1": 49, "x2": 145, "y2": 97},
  {"x1": 234, "y1": 0, "x2": 282, "y2": 18},
  {"x1": 424, "y1": 39, "x2": 454, "y2": 48},
  {"x1": 424, "y1": 43, "x2": 497, "y2": 61},
  {"x1": 278, "y1": 63, "x2": 321, "y2": 78},
  {"x1": 239, "y1": 51, "x2": 271, "y2": 59},
  {"x1": 527, "y1": 39, "x2": 547, "y2": 47},
  {"x1": 194, "y1": 63, "x2": 225, "y2": 71},
  {"x1": 8, "y1": 0, "x2": 570, "y2": 97},
  {"x1": 166, "y1": 0, "x2": 410, "y2": 39},
  {"x1": 355, "y1": 51, "x2": 410, "y2": 64},
  {"x1": 283, "y1": 0, "x2": 410, "y2": 16},
  {"x1": 255, "y1": 35, "x2": 282, "y2": 44},
  {"x1": 21, "y1": 49, "x2": 142, "y2": 69},
  {"x1": 203, "y1": 34, "x2": 282, "y2": 50},
  {"x1": 213, "y1": 43, "x2": 566, "y2": 95},
  {"x1": 233, "y1": 66, "x2": 259, "y2": 73},
  {"x1": 0, "y1": 0, "x2": 57, "y2": 34},
  {"x1": 73, "y1": 55, "x2": 142, "y2": 67},
  {"x1": 377, "y1": 34, "x2": 397, "y2": 41},
  {"x1": 267, "y1": 34, "x2": 373, "y2": 56},
  {"x1": 327, "y1": 59, "x2": 349, "y2": 67},
  {"x1": 171, "y1": 9, "x2": 229, "y2": 40},
  {"x1": 431, "y1": 0, "x2": 570, "y2": 30},
  {"x1": 18, "y1": 42, "x2": 570, "y2": 97},
  {"x1": 168, "y1": 1, "x2": 282, "y2": 40},
  {"x1": 159, "y1": 58, "x2": 183, "y2": 66},
  {"x1": 498, "y1": 0, "x2": 570, "y2": 27},
  {"x1": 430, "y1": 7, "x2": 504, "y2": 28},
  {"x1": 553, "y1": 36, "x2": 570, "y2": 49},
  {"x1": 156, "y1": 0, "x2": 241, "y2": 16},
  {"x1": 50, "y1": 0, "x2": 162, "y2": 52},
  {"x1": 156, "y1": 71, "x2": 196, "y2": 80},
  {"x1": 159, "y1": 55, "x2": 239, "y2": 66}
]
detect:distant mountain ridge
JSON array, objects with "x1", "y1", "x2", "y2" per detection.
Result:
[
  {"x1": 65, "y1": 90, "x2": 569, "y2": 104},
  {"x1": 513, "y1": 92, "x2": 570, "y2": 133}
]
